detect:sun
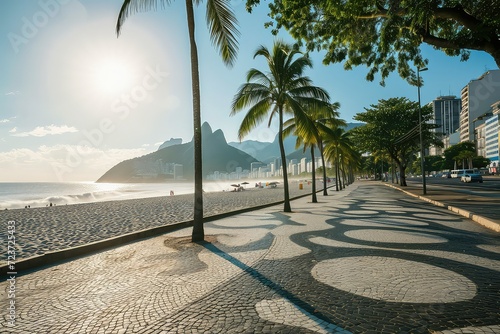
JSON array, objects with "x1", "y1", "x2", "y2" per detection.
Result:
[{"x1": 90, "y1": 58, "x2": 134, "y2": 96}]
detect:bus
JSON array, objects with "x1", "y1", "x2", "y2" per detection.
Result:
[{"x1": 450, "y1": 169, "x2": 478, "y2": 178}]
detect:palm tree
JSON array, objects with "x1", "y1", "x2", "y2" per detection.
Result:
[
  {"x1": 314, "y1": 103, "x2": 345, "y2": 195},
  {"x1": 116, "y1": 0, "x2": 239, "y2": 242},
  {"x1": 283, "y1": 103, "x2": 343, "y2": 202},
  {"x1": 231, "y1": 40, "x2": 330, "y2": 212},
  {"x1": 323, "y1": 127, "x2": 357, "y2": 191},
  {"x1": 283, "y1": 112, "x2": 320, "y2": 203}
]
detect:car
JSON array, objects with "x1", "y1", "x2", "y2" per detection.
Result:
[
  {"x1": 441, "y1": 172, "x2": 451, "y2": 178},
  {"x1": 460, "y1": 173, "x2": 483, "y2": 183}
]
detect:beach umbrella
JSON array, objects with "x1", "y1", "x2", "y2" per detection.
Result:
[
  {"x1": 241, "y1": 181, "x2": 249, "y2": 185},
  {"x1": 231, "y1": 184, "x2": 240, "y2": 188}
]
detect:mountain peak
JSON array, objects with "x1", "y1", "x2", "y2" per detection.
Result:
[
  {"x1": 212, "y1": 129, "x2": 227, "y2": 144},
  {"x1": 96, "y1": 122, "x2": 259, "y2": 182},
  {"x1": 201, "y1": 122, "x2": 212, "y2": 135}
]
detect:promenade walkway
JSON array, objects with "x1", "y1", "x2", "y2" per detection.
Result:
[{"x1": 1, "y1": 181, "x2": 499, "y2": 333}]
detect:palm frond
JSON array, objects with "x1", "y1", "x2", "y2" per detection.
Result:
[
  {"x1": 116, "y1": 0, "x2": 171, "y2": 36},
  {"x1": 246, "y1": 68, "x2": 272, "y2": 86},
  {"x1": 206, "y1": 0, "x2": 240, "y2": 67},
  {"x1": 231, "y1": 82, "x2": 272, "y2": 113},
  {"x1": 289, "y1": 83, "x2": 330, "y2": 102},
  {"x1": 237, "y1": 99, "x2": 272, "y2": 140},
  {"x1": 282, "y1": 119, "x2": 297, "y2": 139}
]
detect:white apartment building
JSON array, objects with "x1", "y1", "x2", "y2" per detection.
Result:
[
  {"x1": 460, "y1": 70, "x2": 500, "y2": 142},
  {"x1": 485, "y1": 102, "x2": 500, "y2": 174},
  {"x1": 300, "y1": 158, "x2": 307, "y2": 173},
  {"x1": 475, "y1": 123, "x2": 487, "y2": 157}
]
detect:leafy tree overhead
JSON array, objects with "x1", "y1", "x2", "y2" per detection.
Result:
[
  {"x1": 116, "y1": 0, "x2": 239, "y2": 242},
  {"x1": 350, "y1": 97, "x2": 441, "y2": 186},
  {"x1": 246, "y1": 0, "x2": 500, "y2": 84}
]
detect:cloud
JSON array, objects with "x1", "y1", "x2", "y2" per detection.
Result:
[
  {"x1": 11, "y1": 125, "x2": 78, "y2": 137},
  {"x1": 9, "y1": 127, "x2": 17, "y2": 133},
  {"x1": 5, "y1": 91, "x2": 20, "y2": 96},
  {"x1": 0, "y1": 117, "x2": 16, "y2": 124},
  {"x1": 0, "y1": 144, "x2": 151, "y2": 182}
]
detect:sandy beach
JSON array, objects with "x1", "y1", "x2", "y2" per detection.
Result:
[{"x1": 0, "y1": 180, "x2": 329, "y2": 264}]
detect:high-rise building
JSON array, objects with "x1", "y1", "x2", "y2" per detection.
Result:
[
  {"x1": 460, "y1": 70, "x2": 500, "y2": 142},
  {"x1": 300, "y1": 158, "x2": 307, "y2": 173},
  {"x1": 432, "y1": 95, "x2": 461, "y2": 135},
  {"x1": 273, "y1": 157, "x2": 281, "y2": 171}
]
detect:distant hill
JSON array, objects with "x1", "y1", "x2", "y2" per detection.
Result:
[
  {"x1": 229, "y1": 135, "x2": 298, "y2": 163},
  {"x1": 97, "y1": 123, "x2": 259, "y2": 183},
  {"x1": 158, "y1": 138, "x2": 182, "y2": 150},
  {"x1": 229, "y1": 122, "x2": 364, "y2": 162},
  {"x1": 344, "y1": 122, "x2": 364, "y2": 131},
  {"x1": 227, "y1": 140, "x2": 270, "y2": 158}
]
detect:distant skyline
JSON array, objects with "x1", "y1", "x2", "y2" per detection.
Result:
[{"x1": 1, "y1": 0, "x2": 498, "y2": 182}]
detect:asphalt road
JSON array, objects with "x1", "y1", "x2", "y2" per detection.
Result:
[{"x1": 399, "y1": 176, "x2": 500, "y2": 225}]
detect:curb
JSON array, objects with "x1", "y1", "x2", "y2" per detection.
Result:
[
  {"x1": 384, "y1": 183, "x2": 500, "y2": 233},
  {"x1": 1, "y1": 185, "x2": 335, "y2": 277}
]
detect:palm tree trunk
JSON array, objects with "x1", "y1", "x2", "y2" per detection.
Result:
[
  {"x1": 319, "y1": 140, "x2": 328, "y2": 195},
  {"x1": 339, "y1": 165, "x2": 343, "y2": 190},
  {"x1": 278, "y1": 108, "x2": 291, "y2": 212},
  {"x1": 186, "y1": 0, "x2": 204, "y2": 242},
  {"x1": 342, "y1": 166, "x2": 346, "y2": 188},
  {"x1": 311, "y1": 146, "x2": 317, "y2": 203},
  {"x1": 335, "y1": 157, "x2": 339, "y2": 191}
]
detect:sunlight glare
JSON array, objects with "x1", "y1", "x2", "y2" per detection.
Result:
[{"x1": 91, "y1": 58, "x2": 134, "y2": 95}]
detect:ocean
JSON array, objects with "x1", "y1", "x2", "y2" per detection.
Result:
[{"x1": 0, "y1": 181, "x2": 234, "y2": 210}]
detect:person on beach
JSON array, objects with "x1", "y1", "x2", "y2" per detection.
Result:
[{"x1": 170, "y1": 190, "x2": 174, "y2": 196}]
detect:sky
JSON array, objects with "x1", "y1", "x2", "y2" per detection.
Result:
[{"x1": 0, "y1": 0, "x2": 498, "y2": 182}]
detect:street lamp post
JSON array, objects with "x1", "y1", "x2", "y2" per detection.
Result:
[{"x1": 417, "y1": 67, "x2": 428, "y2": 195}]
